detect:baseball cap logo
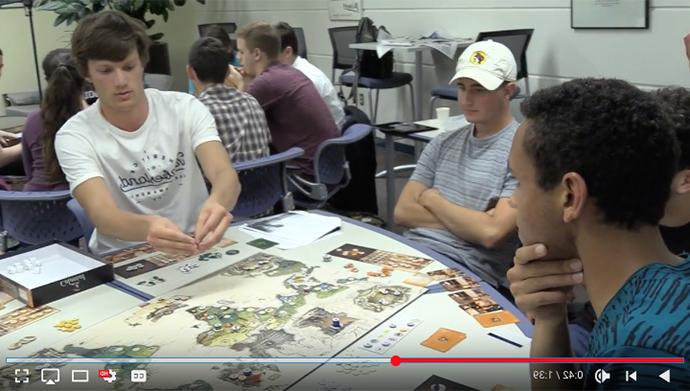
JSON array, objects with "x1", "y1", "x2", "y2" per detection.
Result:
[{"x1": 470, "y1": 51, "x2": 487, "y2": 65}]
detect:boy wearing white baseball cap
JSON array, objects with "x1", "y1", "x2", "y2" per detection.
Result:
[{"x1": 394, "y1": 40, "x2": 520, "y2": 294}]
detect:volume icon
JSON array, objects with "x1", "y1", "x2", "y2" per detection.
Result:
[{"x1": 595, "y1": 368, "x2": 611, "y2": 384}]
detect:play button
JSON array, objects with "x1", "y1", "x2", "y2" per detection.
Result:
[{"x1": 659, "y1": 369, "x2": 670, "y2": 383}]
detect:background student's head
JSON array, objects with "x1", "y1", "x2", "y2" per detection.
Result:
[
  {"x1": 274, "y1": 22, "x2": 299, "y2": 65},
  {"x1": 236, "y1": 22, "x2": 280, "y2": 77},
  {"x1": 509, "y1": 78, "x2": 677, "y2": 259},
  {"x1": 41, "y1": 48, "x2": 86, "y2": 182},
  {"x1": 187, "y1": 37, "x2": 232, "y2": 87}
]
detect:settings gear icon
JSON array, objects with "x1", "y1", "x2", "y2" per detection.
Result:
[{"x1": 99, "y1": 369, "x2": 117, "y2": 383}]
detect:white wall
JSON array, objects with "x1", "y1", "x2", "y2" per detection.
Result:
[
  {"x1": 2, "y1": 0, "x2": 689, "y2": 121},
  {"x1": 197, "y1": 0, "x2": 690, "y2": 122},
  {"x1": 0, "y1": 2, "x2": 201, "y2": 95}
]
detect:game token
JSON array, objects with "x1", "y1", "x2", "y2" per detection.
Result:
[
  {"x1": 237, "y1": 375, "x2": 247, "y2": 381},
  {"x1": 389, "y1": 323, "x2": 396, "y2": 328},
  {"x1": 331, "y1": 317, "x2": 342, "y2": 329},
  {"x1": 229, "y1": 373, "x2": 239, "y2": 380},
  {"x1": 243, "y1": 368, "x2": 253, "y2": 377}
]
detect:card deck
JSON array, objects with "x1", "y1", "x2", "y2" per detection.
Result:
[
  {"x1": 420, "y1": 328, "x2": 466, "y2": 353},
  {"x1": 328, "y1": 244, "x2": 377, "y2": 260},
  {"x1": 328, "y1": 244, "x2": 433, "y2": 272},
  {"x1": 247, "y1": 238, "x2": 278, "y2": 249},
  {"x1": 427, "y1": 267, "x2": 466, "y2": 281},
  {"x1": 440, "y1": 276, "x2": 479, "y2": 292},
  {"x1": 474, "y1": 310, "x2": 519, "y2": 328}
]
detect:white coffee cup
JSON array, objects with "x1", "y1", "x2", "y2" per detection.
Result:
[{"x1": 435, "y1": 107, "x2": 450, "y2": 128}]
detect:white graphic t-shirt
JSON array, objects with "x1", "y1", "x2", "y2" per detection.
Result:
[{"x1": 55, "y1": 89, "x2": 221, "y2": 254}]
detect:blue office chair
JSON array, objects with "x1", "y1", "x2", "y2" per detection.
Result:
[
  {"x1": 288, "y1": 123, "x2": 372, "y2": 209},
  {"x1": 0, "y1": 190, "x2": 81, "y2": 246},
  {"x1": 232, "y1": 147, "x2": 305, "y2": 218},
  {"x1": 328, "y1": 26, "x2": 414, "y2": 123},
  {"x1": 429, "y1": 28, "x2": 534, "y2": 115},
  {"x1": 67, "y1": 198, "x2": 95, "y2": 245}
]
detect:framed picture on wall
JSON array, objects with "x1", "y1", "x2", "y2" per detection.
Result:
[{"x1": 571, "y1": 0, "x2": 649, "y2": 29}]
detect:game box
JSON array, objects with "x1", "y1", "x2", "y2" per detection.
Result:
[{"x1": 0, "y1": 241, "x2": 113, "y2": 307}]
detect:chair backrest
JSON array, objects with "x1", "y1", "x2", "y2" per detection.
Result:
[
  {"x1": 0, "y1": 190, "x2": 82, "y2": 245},
  {"x1": 292, "y1": 27, "x2": 308, "y2": 59},
  {"x1": 198, "y1": 22, "x2": 237, "y2": 37},
  {"x1": 313, "y1": 123, "x2": 372, "y2": 184},
  {"x1": 144, "y1": 73, "x2": 173, "y2": 90},
  {"x1": 328, "y1": 26, "x2": 359, "y2": 71},
  {"x1": 67, "y1": 198, "x2": 95, "y2": 245},
  {"x1": 476, "y1": 29, "x2": 534, "y2": 81},
  {"x1": 232, "y1": 147, "x2": 304, "y2": 218}
]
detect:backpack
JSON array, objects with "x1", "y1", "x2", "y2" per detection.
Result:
[{"x1": 355, "y1": 17, "x2": 394, "y2": 79}]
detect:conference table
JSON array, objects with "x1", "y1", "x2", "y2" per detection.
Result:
[{"x1": 0, "y1": 211, "x2": 531, "y2": 390}]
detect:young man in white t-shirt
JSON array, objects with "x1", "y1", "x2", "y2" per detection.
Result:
[{"x1": 55, "y1": 10, "x2": 241, "y2": 255}]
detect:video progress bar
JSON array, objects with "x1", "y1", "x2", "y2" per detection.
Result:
[{"x1": 7, "y1": 357, "x2": 391, "y2": 365}]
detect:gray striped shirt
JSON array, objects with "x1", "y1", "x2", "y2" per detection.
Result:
[{"x1": 404, "y1": 120, "x2": 520, "y2": 287}]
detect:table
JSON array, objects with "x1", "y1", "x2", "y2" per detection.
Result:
[
  {"x1": 0, "y1": 116, "x2": 25, "y2": 133},
  {"x1": 0, "y1": 213, "x2": 531, "y2": 389},
  {"x1": 349, "y1": 39, "x2": 473, "y2": 122},
  {"x1": 379, "y1": 115, "x2": 469, "y2": 228}
]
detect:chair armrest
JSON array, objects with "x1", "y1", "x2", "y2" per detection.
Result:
[
  {"x1": 0, "y1": 190, "x2": 71, "y2": 202},
  {"x1": 234, "y1": 147, "x2": 304, "y2": 172}
]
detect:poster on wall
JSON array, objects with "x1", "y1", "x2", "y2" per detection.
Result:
[
  {"x1": 571, "y1": 0, "x2": 648, "y2": 29},
  {"x1": 328, "y1": 0, "x2": 363, "y2": 21}
]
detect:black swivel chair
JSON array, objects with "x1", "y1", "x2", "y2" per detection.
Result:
[
  {"x1": 292, "y1": 26, "x2": 308, "y2": 59},
  {"x1": 328, "y1": 26, "x2": 415, "y2": 123},
  {"x1": 197, "y1": 22, "x2": 237, "y2": 37}
]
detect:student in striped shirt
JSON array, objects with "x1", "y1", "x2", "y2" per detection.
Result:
[{"x1": 394, "y1": 40, "x2": 520, "y2": 293}]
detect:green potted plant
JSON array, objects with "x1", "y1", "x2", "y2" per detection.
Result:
[{"x1": 35, "y1": 0, "x2": 205, "y2": 74}]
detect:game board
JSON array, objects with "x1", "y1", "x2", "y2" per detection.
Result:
[
  {"x1": 107, "y1": 238, "x2": 242, "y2": 297},
  {"x1": 0, "y1": 251, "x2": 426, "y2": 390}
]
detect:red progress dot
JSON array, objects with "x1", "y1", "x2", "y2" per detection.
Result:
[{"x1": 390, "y1": 355, "x2": 401, "y2": 366}]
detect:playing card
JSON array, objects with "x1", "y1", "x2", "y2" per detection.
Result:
[{"x1": 420, "y1": 328, "x2": 466, "y2": 352}]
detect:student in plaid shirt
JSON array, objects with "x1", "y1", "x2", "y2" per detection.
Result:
[{"x1": 187, "y1": 37, "x2": 271, "y2": 163}]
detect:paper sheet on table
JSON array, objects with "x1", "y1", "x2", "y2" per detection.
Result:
[
  {"x1": 374, "y1": 34, "x2": 474, "y2": 59},
  {"x1": 240, "y1": 211, "x2": 342, "y2": 249}
]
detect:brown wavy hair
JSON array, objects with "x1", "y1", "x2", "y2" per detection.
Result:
[{"x1": 40, "y1": 49, "x2": 85, "y2": 182}]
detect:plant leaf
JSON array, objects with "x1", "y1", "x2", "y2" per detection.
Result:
[{"x1": 149, "y1": 32, "x2": 164, "y2": 41}]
